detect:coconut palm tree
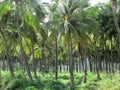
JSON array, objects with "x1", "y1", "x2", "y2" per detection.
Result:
[
  {"x1": 0, "y1": 3, "x2": 15, "y2": 76},
  {"x1": 47, "y1": 0, "x2": 98, "y2": 86},
  {"x1": 0, "y1": 0, "x2": 45, "y2": 80},
  {"x1": 110, "y1": 0, "x2": 120, "y2": 71}
]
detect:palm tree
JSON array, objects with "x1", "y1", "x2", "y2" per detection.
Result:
[
  {"x1": 0, "y1": 0, "x2": 45, "y2": 80},
  {"x1": 48, "y1": 0, "x2": 97, "y2": 86},
  {"x1": 110, "y1": 0, "x2": 120, "y2": 71},
  {"x1": 0, "y1": 3, "x2": 15, "y2": 76},
  {"x1": 110, "y1": 0, "x2": 120, "y2": 37},
  {"x1": 0, "y1": 28, "x2": 14, "y2": 77},
  {"x1": 46, "y1": 28, "x2": 59, "y2": 80},
  {"x1": 23, "y1": 27, "x2": 38, "y2": 79}
]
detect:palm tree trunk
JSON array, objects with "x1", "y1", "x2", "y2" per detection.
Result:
[
  {"x1": 42, "y1": 43, "x2": 46, "y2": 74},
  {"x1": 55, "y1": 37, "x2": 58, "y2": 80},
  {"x1": 32, "y1": 42, "x2": 37, "y2": 79},
  {"x1": 0, "y1": 30, "x2": 14, "y2": 77},
  {"x1": 94, "y1": 36, "x2": 101, "y2": 80},
  {"x1": 76, "y1": 57, "x2": 78, "y2": 72},
  {"x1": 111, "y1": 1, "x2": 120, "y2": 33},
  {"x1": 89, "y1": 56, "x2": 92, "y2": 72},
  {"x1": 60, "y1": 63, "x2": 62, "y2": 72},
  {"x1": 68, "y1": 40, "x2": 75, "y2": 87},
  {"x1": 96, "y1": 54, "x2": 101, "y2": 80},
  {"x1": 79, "y1": 57, "x2": 81, "y2": 72},
  {"x1": 111, "y1": 0, "x2": 120, "y2": 72},
  {"x1": 18, "y1": 30, "x2": 33, "y2": 81},
  {"x1": 2, "y1": 59, "x2": 6, "y2": 71},
  {"x1": 67, "y1": 60, "x2": 69, "y2": 72},
  {"x1": 89, "y1": 60, "x2": 92, "y2": 73},
  {"x1": 111, "y1": 39, "x2": 115, "y2": 75},
  {"x1": 81, "y1": 55, "x2": 84, "y2": 72},
  {"x1": 82, "y1": 49, "x2": 87, "y2": 83},
  {"x1": 15, "y1": 1, "x2": 32, "y2": 81}
]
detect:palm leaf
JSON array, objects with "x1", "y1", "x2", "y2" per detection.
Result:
[
  {"x1": 23, "y1": 8, "x2": 38, "y2": 31},
  {"x1": 0, "y1": 0, "x2": 11, "y2": 20}
]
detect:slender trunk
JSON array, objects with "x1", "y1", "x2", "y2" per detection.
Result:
[
  {"x1": 18, "y1": 30, "x2": 32, "y2": 81},
  {"x1": 102, "y1": 60, "x2": 104, "y2": 71},
  {"x1": 33, "y1": 60, "x2": 37, "y2": 79},
  {"x1": 68, "y1": 40, "x2": 75, "y2": 87},
  {"x1": 115, "y1": 61, "x2": 117, "y2": 71},
  {"x1": 93, "y1": 61, "x2": 96, "y2": 73},
  {"x1": 99, "y1": 60, "x2": 102, "y2": 72},
  {"x1": 94, "y1": 36, "x2": 101, "y2": 80},
  {"x1": 42, "y1": 43, "x2": 46, "y2": 73},
  {"x1": 96, "y1": 54, "x2": 101, "y2": 80},
  {"x1": 78, "y1": 57, "x2": 81, "y2": 72},
  {"x1": 52, "y1": 65, "x2": 55, "y2": 73},
  {"x1": 76, "y1": 57, "x2": 78, "y2": 72},
  {"x1": 15, "y1": 1, "x2": 32, "y2": 81},
  {"x1": 81, "y1": 55, "x2": 84, "y2": 72},
  {"x1": 55, "y1": 38, "x2": 58, "y2": 80},
  {"x1": 2, "y1": 61, "x2": 6, "y2": 71},
  {"x1": 32, "y1": 42, "x2": 37, "y2": 79},
  {"x1": 89, "y1": 61, "x2": 92, "y2": 73},
  {"x1": 111, "y1": 0, "x2": 120, "y2": 72},
  {"x1": 105, "y1": 44, "x2": 108, "y2": 74},
  {"x1": 105, "y1": 60, "x2": 108, "y2": 74},
  {"x1": 60, "y1": 63, "x2": 62, "y2": 72},
  {"x1": 108, "y1": 52, "x2": 111, "y2": 73},
  {"x1": 82, "y1": 49, "x2": 87, "y2": 83},
  {"x1": 89, "y1": 56, "x2": 92, "y2": 72},
  {"x1": 64, "y1": 65, "x2": 66, "y2": 72},
  {"x1": 0, "y1": 30, "x2": 14, "y2": 77},
  {"x1": 67, "y1": 61, "x2": 69, "y2": 72},
  {"x1": 39, "y1": 60, "x2": 41, "y2": 72},
  {"x1": 118, "y1": 39, "x2": 120, "y2": 72},
  {"x1": 111, "y1": 0, "x2": 120, "y2": 34},
  {"x1": 2, "y1": 54, "x2": 6, "y2": 71},
  {"x1": 111, "y1": 40, "x2": 115, "y2": 75}
]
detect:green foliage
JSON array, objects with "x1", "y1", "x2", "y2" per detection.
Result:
[
  {"x1": 0, "y1": 71, "x2": 43, "y2": 90},
  {"x1": 25, "y1": 86, "x2": 37, "y2": 90},
  {"x1": 45, "y1": 80, "x2": 65, "y2": 90},
  {"x1": 80, "y1": 82, "x2": 98, "y2": 90},
  {"x1": 23, "y1": 10, "x2": 38, "y2": 31},
  {"x1": 0, "y1": 0, "x2": 11, "y2": 20},
  {"x1": 4, "y1": 79, "x2": 23, "y2": 90},
  {"x1": 59, "y1": 74, "x2": 70, "y2": 80},
  {"x1": 1, "y1": 71, "x2": 120, "y2": 90},
  {"x1": 98, "y1": 74, "x2": 120, "y2": 90}
]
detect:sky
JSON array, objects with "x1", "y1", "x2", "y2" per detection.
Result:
[
  {"x1": 41, "y1": 0, "x2": 109, "y2": 6},
  {"x1": 89, "y1": 0, "x2": 109, "y2": 6}
]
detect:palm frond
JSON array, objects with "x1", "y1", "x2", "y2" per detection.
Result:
[{"x1": 0, "y1": 0, "x2": 11, "y2": 20}]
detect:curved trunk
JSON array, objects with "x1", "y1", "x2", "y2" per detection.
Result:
[
  {"x1": 0, "y1": 30, "x2": 14, "y2": 77},
  {"x1": 17, "y1": 27, "x2": 32, "y2": 81},
  {"x1": 15, "y1": 1, "x2": 32, "y2": 81}
]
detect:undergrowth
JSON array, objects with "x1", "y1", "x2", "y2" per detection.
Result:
[{"x1": 0, "y1": 71, "x2": 120, "y2": 90}]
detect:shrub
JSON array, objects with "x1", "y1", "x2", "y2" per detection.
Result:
[
  {"x1": 25, "y1": 86, "x2": 37, "y2": 90},
  {"x1": 4, "y1": 79, "x2": 23, "y2": 90},
  {"x1": 59, "y1": 75, "x2": 69, "y2": 80},
  {"x1": 45, "y1": 80, "x2": 65, "y2": 90}
]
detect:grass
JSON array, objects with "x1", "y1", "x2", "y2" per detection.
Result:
[{"x1": 0, "y1": 71, "x2": 120, "y2": 90}]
